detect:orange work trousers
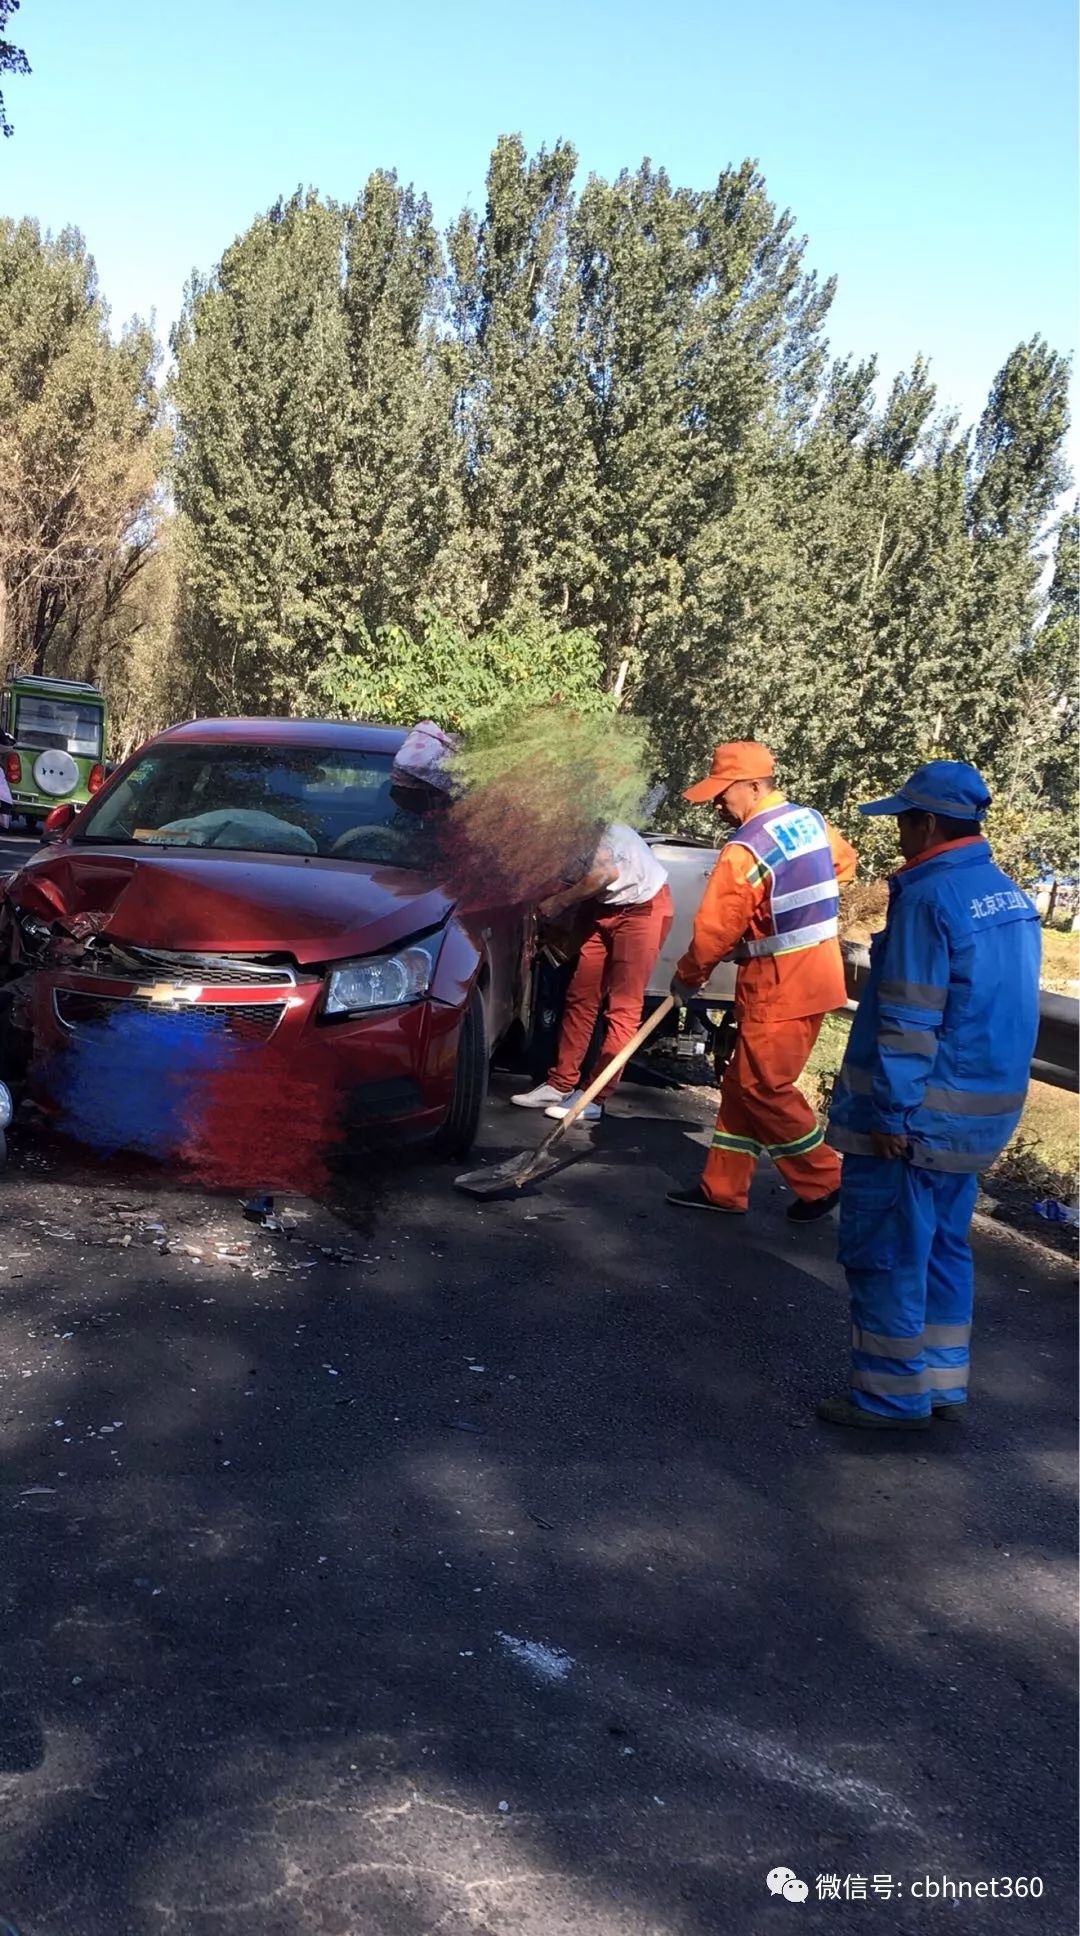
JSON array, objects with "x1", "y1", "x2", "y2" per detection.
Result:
[
  {"x1": 551, "y1": 886, "x2": 674, "y2": 1101},
  {"x1": 701, "y1": 1012, "x2": 841, "y2": 1210}
]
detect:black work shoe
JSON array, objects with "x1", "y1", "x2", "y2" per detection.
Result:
[
  {"x1": 666, "y1": 1186, "x2": 747, "y2": 1214},
  {"x1": 931, "y1": 1401, "x2": 967, "y2": 1424},
  {"x1": 786, "y1": 1189, "x2": 841, "y2": 1223},
  {"x1": 816, "y1": 1395, "x2": 931, "y2": 1431}
]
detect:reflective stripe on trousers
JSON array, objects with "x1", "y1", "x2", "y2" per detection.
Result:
[
  {"x1": 713, "y1": 1124, "x2": 827, "y2": 1161},
  {"x1": 702, "y1": 1013, "x2": 841, "y2": 1210},
  {"x1": 838, "y1": 1154, "x2": 979, "y2": 1419}
]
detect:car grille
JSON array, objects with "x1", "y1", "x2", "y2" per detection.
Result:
[
  {"x1": 108, "y1": 949, "x2": 297, "y2": 988},
  {"x1": 54, "y1": 991, "x2": 285, "y2": 1042}
]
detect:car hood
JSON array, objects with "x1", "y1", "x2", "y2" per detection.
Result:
[{"x1": 6, "y1": 846, "x2": 454, "y2": 965}]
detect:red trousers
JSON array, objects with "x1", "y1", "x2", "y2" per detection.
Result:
[
  {"x1": 551, "y1": 886, "x2": 674, "y2": 1100},
  {"x1": 702, "y1": 1012, "x2": 841, "y2": 1210}
]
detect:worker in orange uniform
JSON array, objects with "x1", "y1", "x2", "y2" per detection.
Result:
[{"x1": 666, "y1": 741, "x2": 857, "y2": 1222}]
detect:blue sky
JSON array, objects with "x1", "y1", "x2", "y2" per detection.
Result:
[{"x1": 1, "y1": 0, "x2": 1076, "y2": 452}]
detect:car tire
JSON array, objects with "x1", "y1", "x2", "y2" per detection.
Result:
[
  {"x1": 523, "y1": 955, "x2": 565, "y2": 1080},
  {"x1": 429, "y1": 985, "x2": 488, "y2": 1159}
]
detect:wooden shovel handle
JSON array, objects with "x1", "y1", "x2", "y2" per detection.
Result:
[{"x1": 535, "y1": 993, "x2": 677, "y2": 1148}]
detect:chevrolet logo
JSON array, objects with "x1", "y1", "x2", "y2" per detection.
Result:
[{"x1": 143, "y1": 983, "x2": 204, "y2": 1005}]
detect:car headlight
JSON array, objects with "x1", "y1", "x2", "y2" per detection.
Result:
[
  {"x1": 0, "y1": 1082, "x2": 12, "y2": 1130},
  {"x1": 324, "y1": 937, "x2": 441, "y2": 1016}
]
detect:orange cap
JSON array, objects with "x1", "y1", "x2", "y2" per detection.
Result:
[{"x1": 683, "y1": 740, "x2": 775, "y2": 804}]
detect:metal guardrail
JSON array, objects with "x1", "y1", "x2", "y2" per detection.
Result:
[
  {"x1": 842, "y1": 944, "x2": 1079, "y2": 1095},
  {"x1": 1027, "y1": 991, "x2": 1079, "y2": 1094}
]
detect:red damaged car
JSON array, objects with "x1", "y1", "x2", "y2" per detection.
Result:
[{"x1": 0, "y1": 719, "x2": 535, "y2": 1185}]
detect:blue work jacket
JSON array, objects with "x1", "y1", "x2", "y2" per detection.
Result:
[{"x1": 827, "y1": 840, "x2": 1041, "y2": 1174}]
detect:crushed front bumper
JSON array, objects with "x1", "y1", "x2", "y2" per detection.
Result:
[{"x1": 22, "y1": 954, "x2": 465, "y2": 1182}]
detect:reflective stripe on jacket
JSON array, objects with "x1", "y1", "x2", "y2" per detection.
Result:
[
  {"x1": 729, "y1": 802, "x2": 841, "y2": 957},
  {"x1": 826, "y1": 839, "x2": 1041, "y2": 1172},
  {"x1": 676, "y1": 792, "x2": 857, "y2": 1022}
]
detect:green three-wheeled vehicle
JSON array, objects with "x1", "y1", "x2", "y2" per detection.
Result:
[{"x1": 0, "y1": 671, "x2": 109, "y2": 829}]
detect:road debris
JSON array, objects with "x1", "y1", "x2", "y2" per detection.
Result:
[
  {"x1": 1032, "y1": 1198, "x2": 1079, "y2": 1225},
  {"x1": 496, "y1": 1633, "x2": 574, "y2": 1683}
]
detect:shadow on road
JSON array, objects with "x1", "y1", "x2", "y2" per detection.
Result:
[{"x1": 0, "y1": 1080, "x2": 1075, "y2": 1934}]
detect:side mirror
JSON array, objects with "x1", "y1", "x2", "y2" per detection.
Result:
[{"x1": 41, "y1": 803, "x2": 77, "y2": 844}]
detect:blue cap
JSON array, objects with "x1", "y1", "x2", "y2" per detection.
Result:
[{"x1": 859, "y1": 760, "x2": 992, "y2": 820}]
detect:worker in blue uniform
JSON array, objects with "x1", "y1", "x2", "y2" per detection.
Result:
[{"x1": 820, "y1": 761, "x2": 1041, "y2": 1430}]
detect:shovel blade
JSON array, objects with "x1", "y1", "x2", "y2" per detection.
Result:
[
  {"x1": 453, "y1": 1134, "x2": 588, "y2": 1199},
  {"x1": 453, "y1": 1147, "x2": 546, "y2": 1199}
]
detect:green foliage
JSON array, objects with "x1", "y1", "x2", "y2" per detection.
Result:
[
  {"x1": 0, "y1": 0, "x2": 29, "y2": 137},
  {"x1": 0, "y1": 218, "x2": 166, "y2": 716},
  {"x1": 170, "y1": 192, "x2": 355, "y2": 710},
  {"x1": 5, "y1": 137, "x2": 1071, "y2": 869},
  {"x1": 974, "y1": 501, "x2": 1079, "y2": 881},
  {"x1": 315, "y1": 611, "x2": 611, "y2": 735},
  {"x1": 654, "y1": 336, "x2": 1074, "y2": 877},
  {"x1": 170, "y1": 182, "x2": 472, "y2": 711}
]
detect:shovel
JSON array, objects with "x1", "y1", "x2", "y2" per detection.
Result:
[{"x1": 454, "y1": 993, "x2": 677, "y2": 1200}]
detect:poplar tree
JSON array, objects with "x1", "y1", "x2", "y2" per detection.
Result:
[{"x1": 0, "y1": 219, "x2": 163, "y2": 679}]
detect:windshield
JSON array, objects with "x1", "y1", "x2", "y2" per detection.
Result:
[
  {"x1": 75, "y1": 744, "x2": 441, "y2": 867},
  {"x1": 16, "y1": 693, "x2": 103, "y2": 759}
]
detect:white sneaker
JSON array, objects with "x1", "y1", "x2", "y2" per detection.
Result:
[
  {"x1": 510, "y1": 1082, "x2": 567, "y2": 1109},
  {"x1": 544, "y1": 1090, "x2": 604, "y2": 1123}
]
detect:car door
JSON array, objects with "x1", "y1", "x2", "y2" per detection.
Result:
[{"x1": 644, "y1": 837, "x2": 738, "y2": 1001}]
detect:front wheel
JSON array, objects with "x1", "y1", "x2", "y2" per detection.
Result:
[{"x1": 429, "y1": 987, "x2": 488, "y2": 1159}]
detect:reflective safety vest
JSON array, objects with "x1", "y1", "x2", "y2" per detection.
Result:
[{"x1": 726, "y1": 802, "x2": 841, "y2": 959}]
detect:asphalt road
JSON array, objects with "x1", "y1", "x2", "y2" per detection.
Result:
[{"x1": 0, "y1": 1065, "x2": 1074, "y2": 1936}]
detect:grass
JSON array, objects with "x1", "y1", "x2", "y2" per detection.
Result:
[
  {"x1": 1040, "y1": 926, "x2": 1080, "y2": 996},
  {"x1": 1012, "y1": 1076, "x2": 1080, "y2": 1185},
  {"x1": 798, "y1": 1013, "x2": 1079, "y2": 1222},
  {"x1": 797, "y1": 1013, "x2": 860, "y2": 1118}
]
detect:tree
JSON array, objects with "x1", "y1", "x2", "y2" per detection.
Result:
[
  {"x1": 962, "y1": 337, "x2": 1072, "y2": 759},
  {"x1": 171, "y1": 192, "x2": 355, "y2": 710},
  {"x1": 446, "y1": 135, "x2": 591, "y2": 629},
  {"x1": 986, "y1": 505, "x2": 1079, "y2": 885},
  {"x1": 646, "y1": 331, "x2": 1072, "y2": 867},
  {"x1": 173, "y1": 181, "x2": 469, "y2": 710},
  {"x1": 340, "y1": 172, "x2": 464, "y2": 632},
  {"x1": 0, "y1": 219, "x2": 165, "y2": 682},
  {"x1": 165, "y1": 135, "x2": 1073, "y2": 873},
  {"x1": 763, "y1": 359, "x2": 974, "y2": 823},
  {"x1": 575, "y1": 158, "x2": 832, "y2": 682},
  {"x1": 63, "y1": 518, "x2": 186, "y2": 760},
  {"x1": 0, "y1": 0, "x2": 29, "y2": 138}
]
